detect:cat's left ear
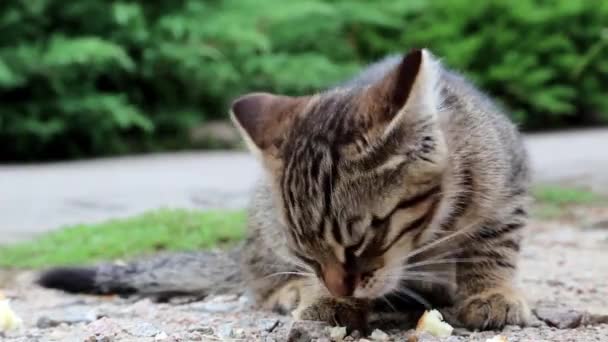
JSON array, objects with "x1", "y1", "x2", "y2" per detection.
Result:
[
  {"x1": 367, "y1": 48, "x2": 442, "y2": 135},
  {"x1": 230, "y1": 92, "x2": 309, "y2": 160}
]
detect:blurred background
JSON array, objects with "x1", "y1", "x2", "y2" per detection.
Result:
[
  {"x1": 0, "y1": 0, "x2": 606, "y2": 162},
  {"x1": 0, "y1": 0, "x2": 607, "y2": 256},
  {"x1": 1, "y1": 2, "x2": 608, "y2": 339}
]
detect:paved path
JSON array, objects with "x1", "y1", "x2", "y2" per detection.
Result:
[{"x1": 1, "y1": 129, "x2": 606, "y2": 244}]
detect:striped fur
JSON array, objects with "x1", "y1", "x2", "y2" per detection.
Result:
[{"x1": 235, "y1": 49, "x2": 531, "y2": 331}]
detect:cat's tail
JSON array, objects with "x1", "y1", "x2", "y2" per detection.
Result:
[{"x1": 37, "y1": 249, "x2": 244, "y2": 300}]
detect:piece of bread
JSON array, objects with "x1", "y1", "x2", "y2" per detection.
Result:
[
  {"x1": 0, "y1": 298, "x2": 23, "y2": 332},
  {"x1": 415, "y1": 309, "x2": 453, "y2": 337}
]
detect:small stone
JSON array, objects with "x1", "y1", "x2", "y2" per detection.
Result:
[
  {"x1": 349, "y1": 330, "x2": 361, "y2": 339},
  {"x1": 445, "y1": 337, "x2": 462, "y2": 342},
  {"x1": 120, "y1": 320, "x2": 162, "y2": 337},
  {"x1": 328, "y1": 326, "x2": 347, "y2": 341},
  {"x1": 187, "y1": 332, "x2": 203, "y2": 341},
  {"x1": 46, "y1": 329, "x2": 69, "y2": 340},
  {"x1": 86, "y1": 317, "x2": 123, "y2": 338},
  {"x1": 503, "y1": 324, "x2": 522, "y2": 332},
  {"x1": 154, "y1": 331, "x2": 169, "y2": 341},
  {"x1": 188, "y1": 325, "x2": 214, "y2": 335},
  {"x1": 370, "y1": 329, "x2": 390, "y2": 341},
  {"x1": 359, "y1": 339, "x2": 372, "y2": 342},
  {"x1": 485, "y1": 335, "x2": 508, "y2": 342},
  {"x1": 534, "y1": 305, "x2": 585, "y2": 329},
  {"x1": 217, "y1": 323, "x2": 234, "y2": 339},
  {"x1": 234, "y1": 328, "x2": 246, "y2": 338}
]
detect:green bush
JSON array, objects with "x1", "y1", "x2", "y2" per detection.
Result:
[{"x1": 0, "y1": 0, "x2": 606, "y2": 160}]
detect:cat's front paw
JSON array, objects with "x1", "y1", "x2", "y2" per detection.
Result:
[
  {"x1": 293, "y1": 297, "x2": 370, "y2": 333},
  {"x1": 457, "y1": 287, "x2": 530, "y2": 330}
]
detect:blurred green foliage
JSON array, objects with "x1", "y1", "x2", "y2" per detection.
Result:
[{"x1": 0, "y1": 0, "x2": 606, "y2": 160}]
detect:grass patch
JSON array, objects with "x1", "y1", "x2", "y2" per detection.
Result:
[
  {"x1": 533, "y1": 185, "x2": 601, "y2": 206},
  {"x1": 532, "y1": 185, "x2": 605, "y2": 219},
  {"x1": 0, "y1": 209, "x2": 246, "y2": 269}
]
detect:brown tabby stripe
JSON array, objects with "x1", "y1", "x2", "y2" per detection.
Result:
[
  {"x1": 472, "y1": 222, "x2": 524, "y2": 241},
  {"x1": 395, "y1": 185, "x2": 441, "y2": 211},
  {"x1": 372, "y1": 185, "x2": 441, "y2": 227},
  {"x1": 497, "y1": 239, "x2": 521, "y2": 252},
  {"x1": 352, "y1": 117, "x2": 437, "y2": 173},
  {"x1": 331, "y1": 218, "x2": 343, "y2": 245},
  {"x1": 439, "y1": 166, "x2": 474, "y2": 232},
  {"x1": 381, "y1": 199, "x2": 439, "y2": 254},
  {"x1": 512, "y1": 207, "x2": 527, "y2": 217}
]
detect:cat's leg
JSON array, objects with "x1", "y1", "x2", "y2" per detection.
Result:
[
  {"x1": 292, "y1": 282, "x2": 370, "y2": 333},
  {"x1": 295, "y1": 283, "x2": 369, "y2": 329},
  {"x1": 455, "y1": 211, "x2": 531, "y2": 330}
]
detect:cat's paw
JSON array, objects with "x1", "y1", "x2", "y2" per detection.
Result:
[
  {"x1": 293, "y1": 297, "x2": 370, "y2": 333},
  {"x1": 264, "y1": 279, "x2": 304, "y2": 315},
  {"x1": 457, "y1": 287, "x2": 530, "y2": 330}
]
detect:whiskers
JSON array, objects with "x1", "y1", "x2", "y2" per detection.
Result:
[
  {"x1": 376, "y1": 219, "x2": 490, "y2": 308},
  {"x1": 262, "y1": 271, "x2": 315, "y2": 280},
  {"x1": 392, "y1": 286, "x2": 432, "y2": 309}
]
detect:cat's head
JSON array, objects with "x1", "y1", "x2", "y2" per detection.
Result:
[{"x1": 231, "y1": 49, "x2": 447, "y2": 299}]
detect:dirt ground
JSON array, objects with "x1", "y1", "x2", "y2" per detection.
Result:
[{"x1": 1, "y1": 206, "x2": 607, "y2": 342}]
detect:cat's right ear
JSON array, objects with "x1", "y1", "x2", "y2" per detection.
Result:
[{"x1": 230, "y1": 92, "x2": 307, "y2": 159}]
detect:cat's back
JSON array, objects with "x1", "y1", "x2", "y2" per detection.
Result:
[{"x1": 439, "y1": 69, "x2": 530, "y2": 192}]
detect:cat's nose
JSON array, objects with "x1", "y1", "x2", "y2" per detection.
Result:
[{"x1": 322, "y1": 264, "x2": 359, "y2": 297}]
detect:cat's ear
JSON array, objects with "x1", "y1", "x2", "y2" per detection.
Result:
[
  {"x1": 230, "y1": 92, "x2": 307, "y2": 158},
  {"x1": 367, "y1": 48, "x2": 442, "y2": 134}
]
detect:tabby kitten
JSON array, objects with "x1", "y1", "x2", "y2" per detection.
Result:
[
  {"x1": 233, "y1": 49, "x2": 530, "y2": 331},
  {"x1": 38, "y1": 49, "x2": 530, "y2": 333}
]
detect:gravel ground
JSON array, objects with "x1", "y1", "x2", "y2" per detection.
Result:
[{"x1": 1, "y1": 206, "x2": 607, "y2": 342}]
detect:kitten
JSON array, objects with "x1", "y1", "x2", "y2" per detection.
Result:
[{"x1": 38, "y1": 49, "x2": 530, "y2": 332}]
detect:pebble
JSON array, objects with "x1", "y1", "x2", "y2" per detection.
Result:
[
  {"x1": 217, "y1": 323, "x2": 235, "y2": 339},
  {"x1": 154, "y1": 331, "x2": 169, "y2": 340},
  {"x1": 188, "y1": 324, "x2": 214, "y2": 335},
  {"x1": 349, "y1": 330, "x2": 362, "y2": 339},
  {"x1": 534, "y1": 304, "x2": 585, "y2": 329},
  {"x1": 86, "y1": 317, "x2": 123, "y2": 338},
  {"x1": 370, "y1": 329, "x2": 390, "y2": 341},
  {"x1": 234, "y1": 328, "x2": 246, "y2": 338},
  {"x1": 119, "y1": 320, "x2": 162, "y2": 337},
  {"x1": 327, "y1": 326, "x2": 347, "y2": 341}
]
